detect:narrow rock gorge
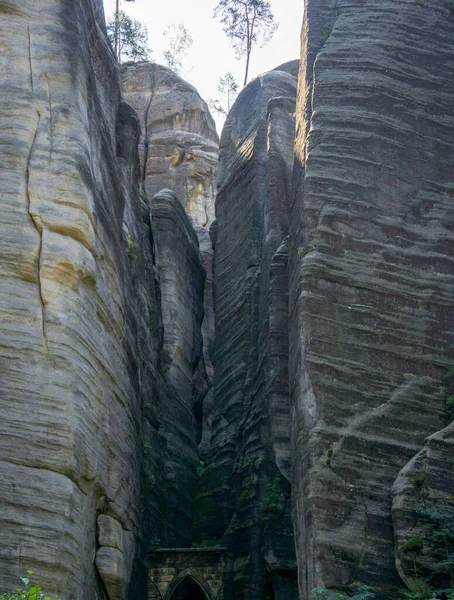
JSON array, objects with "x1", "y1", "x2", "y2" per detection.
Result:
[
  {"x1": 192, "y1": 62, "x2": 299, "y2": 600},
  {"x1": 0, "y1": 1, "x2": 453, "y2": 600}
]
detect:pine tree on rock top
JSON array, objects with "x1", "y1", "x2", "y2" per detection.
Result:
[
  {"x1": 214, "y1": 0, "x2": 278, "y2": 86},
  {"x1": 107, "y1": 10, "x2": 150, "y2": 64}
]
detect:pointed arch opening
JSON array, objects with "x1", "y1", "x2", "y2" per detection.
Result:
[{"x1": 164, "y1": 571, "x2": 214, "y2": 600}]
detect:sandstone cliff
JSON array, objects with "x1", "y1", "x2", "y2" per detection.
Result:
[
  {"x1": 291, "y1": 0, "x2": 454, "y2": 597},
  {"x1": 2, "y1": 0, "x2": 454, "y2": 599},
  {"x1": 193, "y1": 65, "x2": 299, "y2": 600},
  {"x1": 0, "y1": 2, "x2": 207, "y2": 598},
  {"x1": 0, "y1": 0, "x2": 146, "y2": 594},
  {"x1": 121, "y1": 62, "x2": 219, "y2": 228}
]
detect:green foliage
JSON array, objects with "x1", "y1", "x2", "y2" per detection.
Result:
[
  {"x1": 107, "y1": 11, "x2": 150, "y2": 64},
  {"x1": 232, "y1": 518, "x2": 252, "y2": 532},
  {"x1": 126, "y1": 234, "x2": 139, "y2": 259},
  {"x1": 214, "y1": 0, "x2": 278, "y2": 85},
  {"x1": 398, "y1": 499, "x2": 454, "y2": 598},
  {"x1": 399, "y1": 537, "x2": 424, "y2": 553},
  {"x1": 263, "y1": 477, "x2": 284, "y2": 515},
  {"x1": 412, "y1": 470, "x2": 429, "y2": 496},
  {"x1": 398, "y1": 581, "x2": 454, "y2": 600},
  {"x1": 233, "y1": 555, "x2": 249, "y2": 581},
  {"x1": 398, "y1": 577, "x2": 433, "y2": 600},
  {"x1": 321, "y1": 29, "x2": 331, "y2": 43},
  {"x1": 416, "y1": 500, "x2": 454, "y2": 580},
  {"x1": 446, "y1": 396, "x2": 454, "y2": 421},
  {"x1": 209, "y1": 72, "x2": 239, "y2": 117},
  {"x1": 162, "y1": 24, "x2": 193, "y2": 73},
  {"x1": 445, "y1": 369, "x2": 454, "y2": 421},
  {"x1": 0, "y1": 572, "x2": 61, "y2": 600},
  {"x1": 311, "y1": 585, "x2": 375, "y2": 600},
  {"x1": 326, "y1": 447, "x2": 333, "y2": 467}
]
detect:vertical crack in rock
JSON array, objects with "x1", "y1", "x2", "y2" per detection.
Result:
[
  {"x1": 142, "y1": 65, "x2": 156, "y2": 181},
  {"x1": 25, "y1": 111, "x2": 47, "y2": 354},
  {"x1": 27, "y1": 23, "x2": 33, "y2": 93},
  {"x1": 43, "y1": 73, "x2": 53, "y2": 158}
]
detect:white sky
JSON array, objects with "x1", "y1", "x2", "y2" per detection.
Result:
[{"x1": 102, "y1": 0, "x2": 303, "y2": 132}]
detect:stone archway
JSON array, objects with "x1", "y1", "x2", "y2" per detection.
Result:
[
  {"x1": 164, "y1": 572, "x2": 213, "y2": 600},
  {"x1": 148, "y1": 547, "x2": 227, "y2": 600}
]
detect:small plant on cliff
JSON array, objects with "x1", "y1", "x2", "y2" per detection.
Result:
[
  {"x1": 0, "y1": 572, "x2": 61, "y2": 600},
  {"x1": 444, "y1": 368, "x2": 454, "y2": 422},
  {"x1": 126, "y1": 234, "x2": 139, "y2": 259},
  {"x1": 398, "y1": 499, "x2": 454, "y2": 600},
  {"x1": 417, "y1": 500, "x2": 454, "y2": 582},
  {"x1": 398, "y1": 583, "x2": 454, "y2": 600},
  {"x1": 262, "y1": 477, "x2": 285, "y2": 516},
  {"x1": 321, "y1": 28, "x2": 331, "y2": 43},
  {"x1": 312, "y1": 585, "x2": 375, "y2": 600}
]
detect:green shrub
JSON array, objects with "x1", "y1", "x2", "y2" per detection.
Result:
[
  {"x1": 416, "y1": 500, "x2": 454, "y2": 579},
  {"x1": 311, "y1": 585, "x2": 375, "y2": 600},
  {"x1": 0, "y1": 572, "x2": 61, "y2": 600},
  {"x1": 320, "y1": 29, "x2": 331, "y2": 43},
  {"x1": 126, "y1": 234, "x2": 139, "y2": 259},
  {"x1": 412, "y1": 470, "x2": 428, "y2": 492},
  {"x1": 398, "y1": 581, "x2": 454, "y2": 600},
  {"x1": 446, "y1": 396, "x2": 454, "y2": 421},
  {"x1": 399, "y1": 537, "x2": 424, "y2": 553},
  {"x1": 398, "y1": 577, "x2": 433, "y2": 600}
]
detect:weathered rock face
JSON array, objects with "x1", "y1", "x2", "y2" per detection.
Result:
[
  {"x1": 121, "y1": 62, "x2": 219, "y2": 228},
  {"x1": 2, "y1": 1, "x2": 453, "y2": 599},
  {"x1": 392, "y1": 421, "x2": 454, "y2": 589},
  {"x1": 147, "y1": 189, "x2": 206, "y2": 550},
  {"x1": 290, "y1": 0, "x2": 454, "y2": 597},
  {"x1": 0, "y1": 0, "x2": 148, "y2": 595},
  {"x1": 0, "y1": 2, "x2": 207, "y2": 598},
  {"x1": 193, "y1": 67, "x2": 299, "y2": 600}
]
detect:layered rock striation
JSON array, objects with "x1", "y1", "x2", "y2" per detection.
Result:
[
  {"x1": 147, "y1": 189, "x2": 206, "y2": 551},
  {"x1": 193, "y1": 66, "x2": 299, "y2": 600},
  {"x1": 2, "y1": 0, "x2": 454, "y2": 599},
  {"x1": 0, "y1": 2, "x2": 207, "y2": 598},
  {"x1": 121, "y1": 62, "x2": 219, "y2": 228},
  {"x1": 291, "y1": 0, "x2": 454, "y2": 597},
  {"x1": 0, "y1": 0, "x2": 148, "y2": 595}
]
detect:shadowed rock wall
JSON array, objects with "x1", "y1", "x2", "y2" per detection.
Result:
[
  {"x1": 147, "y1": 189, "x2": 206, "y2": 552},
  {"x1": 290, "y1": 0, "x2": 454, "y2": 597},
  {"x1": 193, "y1": 66, "x2": 299, "y2": 600}
]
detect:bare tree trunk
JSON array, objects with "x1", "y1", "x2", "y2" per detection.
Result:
[
  {"x1": 114, "y1": 0, "x2": 119, "y2": 60},
  {"x1": 243, "y1": 13, "x2": 256, "y2": 86},
  {"x1": 243, "y1": 49, "x2": 251, "y2": 86}
]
